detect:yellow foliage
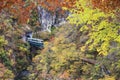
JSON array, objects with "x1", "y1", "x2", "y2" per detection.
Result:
[
  {"x1": 99, "y1": 75, "x2": 115, "y2": 80},
  {"x1": 68, "y1": 0, "x2": 120, "y2": 56}
]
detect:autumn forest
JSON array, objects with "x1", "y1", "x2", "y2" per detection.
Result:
[{"x1": 0, "y1": 0, "x2": 120, "y2": 80}]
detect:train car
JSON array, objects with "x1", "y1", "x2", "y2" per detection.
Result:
[{"x1": 27, "y1": 38, "x2": 44, "y2": 49}]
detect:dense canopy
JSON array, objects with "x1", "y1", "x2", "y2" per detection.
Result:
[{"x1": 0, "y1": 0, "x2": 120, "y2": 80}]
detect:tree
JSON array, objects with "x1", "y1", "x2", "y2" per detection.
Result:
[
  {"x1": 67, "y1": 0, "x2": 120, "y2": 79},
  {"x1": 0, "y1": 0, "x2": 76, "y2": 24},
  {"x1": 91, "y1": 0, "x2": 120, "y2": 12},
  {"x1": 0, "y1": 0, "x2": 15, "y2": 11},
  {"x1": 31, "y1": 24, "x2": 106, "y2": 80},
  {"x1": 0, "y1": 0, "x2": 36, "y2": 23},
  {"x1": 67, "y1": 0, "x2": 120, "y2": 55}
]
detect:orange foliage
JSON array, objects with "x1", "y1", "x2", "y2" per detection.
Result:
[
  {"x1": 38, "y1": 0, "x2": 76, "y2": 12},
  {"x1": 91, "y1": 0, "x2": 120, "y2": 12},
  {"x1": 0, "y1": 63, "x2": 8, "y2": 78},
  {"x1": 0, "y1": 0, "x2": 35, "y2": 23},
  {"x1": 0, "y1": 0, "x2": 15, "y2": 11},
  {"x1": 59, "y1": 71, "x2": 70, "y2": 79},
  {"x1": 9, "y1": 0, "x2": 35, "y2": 23},
  {"x1": 0, "y1": 0, "x2": 76, "y2": 23}
]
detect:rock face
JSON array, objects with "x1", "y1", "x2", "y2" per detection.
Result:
[
  {"x1": 22, "y1": 31, "x2": 33, "y2": 42},
  {"x1": 37, "y1": 6, "x2": 68, "y2": 32}
]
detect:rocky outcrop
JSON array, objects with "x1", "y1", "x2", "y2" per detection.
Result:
[{"x1": 37, "y1": 6, "x2": 68, "y2": 32}]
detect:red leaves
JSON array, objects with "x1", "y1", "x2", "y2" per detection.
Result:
[
  {"x1": 91, "y1": 0, "x2": 120, "y2": 12},
  {"x1": 0, "y1": 0, "x2": 36, "y2": 24},
  {"x1": 0, "y1": 0, "x2": 15, "y2": 11},
  {"x1": 9, "y1": 0, "x2": 36, "y2": 23},
  {"x1": 0, "y1": 0, "x2": 76, "y2": 24}
]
